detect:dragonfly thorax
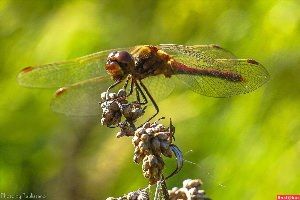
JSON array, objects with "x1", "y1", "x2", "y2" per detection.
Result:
[
  {"x1": 105, "y1": 46, "x2": 174, "y2": 82},
  {"x1": 130, "y1": 45, "x2": 174, "y2": 79}
]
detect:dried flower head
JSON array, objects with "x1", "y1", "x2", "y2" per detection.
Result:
[
  {"x1": 100, "y1": 89, "x2": 146, "y2": 127},
  {"x1": 106, "y1": 188, "x2": 149, "y2": 200},
  {"x1": 116, "y1": 121, "x2": 136, "y2": 138},
  {"x1": 142, "y1": 154, "x2": 165, "y2": 185},
  {"x1": 168, "y1": 179, "x2": 211, "y2": 200},
  {"x1": 132, "y1": 119, "x2": 175, "y2": 184}
]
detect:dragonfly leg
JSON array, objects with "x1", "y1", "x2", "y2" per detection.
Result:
[
  {"x1": 106, "y1": 79, "x2": 123, "y2": 100},
  {"x1": 122, "y1": 75, "x2": 131, "y2": 91},
  {"x1": 135, "y1": 83, "x2": 148, "y2": 105},
  {"x1": 105, "y1": 76, "x2": 134, "y2": 101},
  {"x1": 139, "y1": 80, "x2": 159, "y2": 122},
  {"x1": 125, "y1": 76, "x2": 135, "y2": 97},
  {"x1": 135, "y1": 85, "x2": 141, "y2": 103},
  {"x1": 105, "y1": 76, "x2": 137, "y2": 109}
]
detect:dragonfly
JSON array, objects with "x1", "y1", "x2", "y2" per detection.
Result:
[{"x1": 17, "y1": 44, "x2": 269, "y2": 118}]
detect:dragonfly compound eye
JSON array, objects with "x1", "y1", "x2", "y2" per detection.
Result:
[
  {"x1": 105, "y1": 59, "x2": 124, "y2": 80},
  {"x1": 106, "y1": 51, "x2": 134, "y2": 80},
  {"x1": 115, "y1": 50, "x2": 133, "y2": 64}
]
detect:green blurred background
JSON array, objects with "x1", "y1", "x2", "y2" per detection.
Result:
[{"x1": 1, "y1": 0, "x2": 300, "y2": 199}]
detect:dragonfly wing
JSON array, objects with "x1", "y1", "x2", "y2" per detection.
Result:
[
  {"x1": 158, "y1": 44, "x2": 269, "y2": 97},
  {"x1": 174, "y1": 59, "x2": 269, "y2": 97},
  {"x1": 141, "y1": 75, "x2": 175, "y2": 102},
  {"x1": 51, "y1": 76, "x2": 113, "y2": 116},
  {"x1": 158, "y1": 44, "x2": 237, "y2": 60},
  {"x1": 17, "y1": 47, "x2": 133, "y2": 88}
]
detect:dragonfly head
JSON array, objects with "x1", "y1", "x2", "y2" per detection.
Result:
[{"x1": 106, "y1": 51, "x2": 135, "y2": 81}]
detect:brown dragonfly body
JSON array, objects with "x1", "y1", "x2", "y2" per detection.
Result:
[{"x1": 107, "y1": 45, "x2": 244, "y2": 82}]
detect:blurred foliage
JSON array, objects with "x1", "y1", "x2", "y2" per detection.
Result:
[{"x1": 1, "y1": 0, "x2": 300, "y2": 199}]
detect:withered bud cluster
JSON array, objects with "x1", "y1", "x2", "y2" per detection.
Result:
[
  {"x1": 106, "y1": 188, "x2": 149, "y2": 200},
  {"x1": 106, "y1": 179, "x2": 211, "y2": 200},
  {"x1": 116, "y1": 121, "x2": 136, "y2": 138},
  {"x1": 100, "y1": 89, "x2": 145, "y2": 128},
  {"x1": 168, "y1": 179, "x2": 211, "y2": 200},
  {"x1": 132, "y1": 120, "x2": 175, "y2": 184}
]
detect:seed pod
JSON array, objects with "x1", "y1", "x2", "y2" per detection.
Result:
[
  {"x1": 189, "y1": 187, "x2": 198, "y2": 195},
  {"x1": 100, "y1": 92, "x2": 107, "y2": 100},
  {"x1": 133, "y1": 153, "x2": 144, "y2": 164},
  {"x1": 184, "y1": 179, "x2": 202, "y2": 190},
  {"x1": 140, "y1": 133, "x2": 149, "y2": 143},
  {"x1": 197, "y1": 190, "x2": 205, "y2": 195},
  {"x1": 144, "y1": 171, "x2": 150, "y2": 179},
  {"x1": 183, "y1": 179, "x2": 192, "y2": 188},
  {"x1": 122, "y1": 106, "x2": 131, "y2": 118},
  {"x1": 135, "y1": 127, "x2": 144, "y2": 136},
  {"x1": 122, "y1": 105, "x2": 145, "y2": 122},
  {"x1": 109, "y1": 101, "x2": 120, "y2": 111},
  {"x1": 154, "y1": 132, "x2": 168, "y2": 141},
  {"x1": 145, "y1": 128, "x2": 154, "y2": 135},
  {"x1": 160, "y1": 140, "x2": 170, "y2": 151},
  {"x1": 161, "y1": 146, "x2": 172, "y2": 158},
  {"x1": 116, "y1": 122, "x2": 135, "y2": 138},
  {"x1": 150, "y1": 167, "x2": 159, "y2": 179},
  {"x1": 101, "y1": 110, "x2": 122, "y2": 126},
  {"x1": 175, "y1": 189, "x2": 187, "y2": 199},
  {"x1": 150, "y1": 137, "x2": 161, "y2": 154},
  {"x1": 131, "y1": 108, "x2": 145, "y2": 120},
  {"x1": 142, "y1": 122, "x2": 151, "y2": 129},
  {"x1": 168, "y1": 191, "x2": 176, "y2": 200},
  {"x1": 138, "y1": 141, "x2": 150, "y2": 153},
  {"x1": 148, "y1": 154, "x2": 158, "y2": 166},
  {"x1": 142, "y1": 154, "x2": 165, "y2": 184},
  {"x1": 134, "y1": 146, "x2": 140, "y2": 154},
  {"x1": 132, "y1": 135, "x2": 140, "y2": 146},
  {"x1": 156, "y1": 124, "x2": 165, "y2": 132},
  {"x1": 108, "y1": 92, "x2": 117, "y2": 99},
  {"x1": 142, "y1": 156, "x2": 151, "y2": 171}
]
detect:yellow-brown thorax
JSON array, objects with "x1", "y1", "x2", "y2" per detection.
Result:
[{"x1": 105, "y1": 45, "x2": 174, "y2": 82}]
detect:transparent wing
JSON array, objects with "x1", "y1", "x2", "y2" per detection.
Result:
[
  {"x1": 158, "y1": 44, "x2": 269, "y2": 97},
  {"x1": 175, "y1": 59, "x2": 269, "y2": 97},
  {"x1": 141, "y1": 75, "x2": 175, "y2": 102},
  {"x1": 17, "y1": 47, "x2": 133, "y2": 88},
  {"x1": 51, "y1": 76, "x2": 113, "y2": 116},
  {"x1": 158, "y1": 44, "x2": 237, "y2": 60},
  {"x1": 51, "y1": 75, "x2": 175, "y2": 116}
]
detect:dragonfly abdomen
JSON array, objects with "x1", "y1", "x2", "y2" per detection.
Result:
[{"x1": 170, "y1": 60, "x2": 244, "y2": 82}]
